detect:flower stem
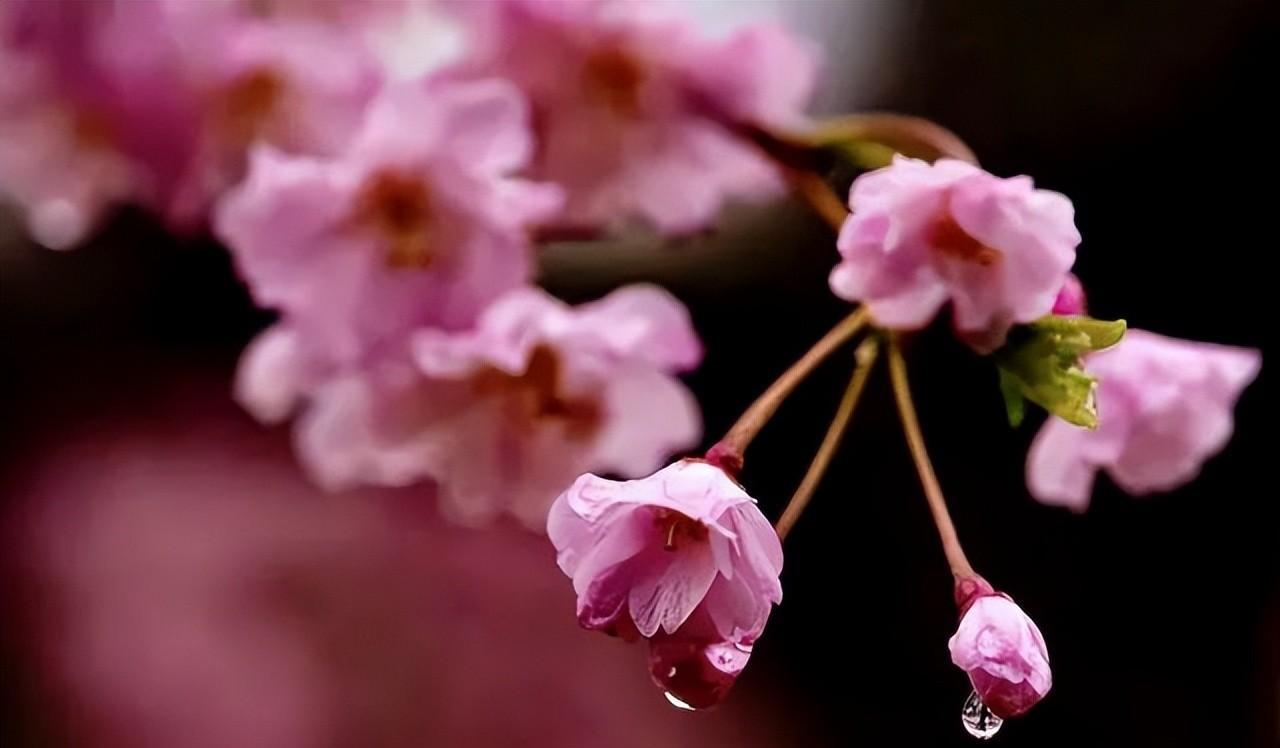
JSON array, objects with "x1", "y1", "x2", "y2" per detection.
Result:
[
  {"x1": 784, "y1": 167, "x2": 849, "y2": 232},
  {"x1": 795, "y1": 113, "x2": 979, "y2": 165},
  {"x1": 775, "y1": 336, "x2": 881, "y2": 541},
  {"x1": 886, "y1": 333, "x2": 975, "y2": 579},
  {"x1": 706, "y1": 307, "x2": 871, "y2": 475}
]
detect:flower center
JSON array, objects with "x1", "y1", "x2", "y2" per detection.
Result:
[
  {"x1": 216, "y1": 68, "x2": 286, "y2": 147},
  {"x1": 351, "y1": 169, "x2": 437, "y2": 269},
  {"x1": 581, "y1": 46, "x2": 647, "y2": 116},
  {"x1": 925, "y1": 211, "x2": 1001, "y2": 267},
  {"x1": 471, "y1": 345, "x2": 602, "y2": 440},
  {"x1": 653, "y1": 509, "x2": 708, "y2": 551}
]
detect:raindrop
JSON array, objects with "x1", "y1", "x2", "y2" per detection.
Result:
[
  {"x1": 961, "y1": 690, "x2": 1003, "y2": 740},
  {"x1": 664, "y1": 691, "x2": 697, "y2": 711}
]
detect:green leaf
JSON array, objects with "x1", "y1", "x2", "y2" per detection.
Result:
[{"x1": 993, "y1": 315, "x2": 1126, "y2": 428}]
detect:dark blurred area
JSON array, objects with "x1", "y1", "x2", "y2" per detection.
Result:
[{"x1": 2, "y1": 2, "x2": 1275, "y2": 746}]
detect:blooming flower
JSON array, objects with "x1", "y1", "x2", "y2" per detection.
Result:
[
  {"x1": 291, "y1": 285, "x2": 702, "y2": 528},
  {"x1": 949, "y1": 580, "x2": 1052, "y2": 719},
  {"x1": 456, "y1": 0, "x2": 817, "y2": 234},
  {"x1": 217, "y1": 76, "x2": 562, "y2": 372},
  {"x1": 829, "y1": 156, "x2": 1081, "y2": 352},
  {"x1": 547, "y1": 460, "x2": 784, "y2": 707},
  {"x1": 1027, "y1": 329, "x2": 1261, "y2": 509}
]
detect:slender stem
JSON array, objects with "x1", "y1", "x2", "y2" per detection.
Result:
[
  {"x1": 707, "y1": 307, "x2": 870, "y2": 475},
  {"x1": 886, "y1": 334, "x2": 975, "y2": 579},
  {"x1": 784, "y1": 167, "x2": 849, "y2": 232},
  {"x1": 792, "y1": 113, "x2": 980, "y2": 165},
  {"x1": 775, "y1": 337, "x2": 881, "y2": 541}
]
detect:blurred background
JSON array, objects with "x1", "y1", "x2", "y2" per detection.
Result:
[{"x1": 1, "y1": 1, "x2": 1274, "y2": 746}]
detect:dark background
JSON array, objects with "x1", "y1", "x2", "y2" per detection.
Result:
[{"x1": 1, "y1": 2, "x2": 1274, "y2": 746}]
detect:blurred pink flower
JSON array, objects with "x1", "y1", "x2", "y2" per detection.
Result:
[
  {"x1": 0, "y1": 0, "x2": 382, "y2": 245},
  {"x1": 292, "y1": 285, "x2": 702, "y2": 528},
  {"x1": 0, "y1": 0, "x2": 194, "y2": 246},
  {"x1": 160, "y1": 12, "x2": 381, "y2": 226},
  {"x1": 4, "y1": 391, "x2": 783, "y2": 747},
  {"x1": 1051, "y1": 273, "x2": 1086, "y2": 316},
  {"x1": 949, "y1": 586, "x2": 1052, "y2": 719},
  {"x1": 0, "y1": 46, "x2": 138, "y2": 249},
  {"x1": 218, "y1": 77, "x2": 562, "y2": 371},
  {"x1": 547, "y1": 460, "x2": 783, "y2": 707},
  {"x1": 458, "y1": 0, "x2": 817, "y2": 234},
  {"x1": 1027, "y1": 329, "x2": 1261, "y2": 510},
  {"x1": 829, "y1": 156, "x2": 1081, "y2": 352}
]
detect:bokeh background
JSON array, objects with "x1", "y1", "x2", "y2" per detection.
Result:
[{"x1": 1, "y1": 2, "x2": 1274, "y2": 746}]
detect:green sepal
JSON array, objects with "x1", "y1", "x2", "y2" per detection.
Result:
[{"x1": 993, "y1": 316, "x2": 1127, "y2": 429}]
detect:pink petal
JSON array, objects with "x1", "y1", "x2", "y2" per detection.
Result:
[{"x1": 628, "y1": 541, "x2": 718, "y2": 637}]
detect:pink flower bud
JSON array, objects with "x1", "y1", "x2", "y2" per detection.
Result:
[{"x1": 948, "y1": 585, "x2": 1052, "y2": 719}]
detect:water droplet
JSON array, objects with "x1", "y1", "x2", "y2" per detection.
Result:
[
  {"x1": 961, "y1": 690, "x2": 1003, "y2": 740},
  {"x1": 664, "y1": 691, "x2": 697, "y2": 711}
]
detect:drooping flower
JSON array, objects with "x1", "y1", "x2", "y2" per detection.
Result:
[
  {"x1": 829, "y1": 156, "x2": 1081, "y2": 352},
  {"x1": 547, "y1": 460, "x2": 784, "y2": 707},
  {"x1": 1027, "y1": 330, "x2": 1261, "y2": 510},
  {"x1": 949, "y1": 578, "x2": 1052, "y2": 719},
  {"x1": 455, "y1": 0, "x2": 818, "y2": 234},
  {"x1": 291, "y1": 285, "x2": 702, "y2": 528},
  {"x1": 217, "y1": 76, "x2": 562, "y2": 372}
]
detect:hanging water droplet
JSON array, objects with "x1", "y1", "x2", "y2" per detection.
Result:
[
  {"x1": 961, "y1": 690, "x2": 1003, "y2": 740},
  {"x1": 664, "y1": 691, "x2": 697, "y2": 711}
]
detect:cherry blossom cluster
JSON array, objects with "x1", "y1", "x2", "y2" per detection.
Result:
[{"x1": 1, "y1": 0, "x2": 1260, "y2": 737}]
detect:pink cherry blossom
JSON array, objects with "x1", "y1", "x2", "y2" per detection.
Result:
[
  {"x1": 0, "y1": 0, "x2": 382, "y2": 245},
  {"x1": 0, "y1": 46, "x2": 137, "y2": 249},
  {"x1": 159, "y1": 12, "x2": 381, "y2": 228},
  {"x1": 949, "y1": 588, "x2": 1052, "y2": 719},
  {"x1": 0, "y1": 0, "x2": 192, "y2": 247},
  {"x1": 288, "y1": 285, "x2": 702, "y2": 528},
  {"x1": 829, "y1": 156, "x2": 1081, "y2": 352},
  {"x1": 1027, "y1": 329, "x2": 1261, "y2": 510},
  {"x1": 217, "y1": 76, "x2": 562, "y2": 372},
  {"x1": 547, "y1": 460, "x2": 783, "y2": 707},
  {"x1": 456, "y1": 0, "x2": 818, "y2": 234}
]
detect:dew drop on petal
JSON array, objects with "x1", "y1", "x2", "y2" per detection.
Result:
[
  {"x1": 961, "y1": 690, "x2": 1003, "y2": 740},
  {"x1": 664, "y1": 691, "x2": 698, "y2": 711}
]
